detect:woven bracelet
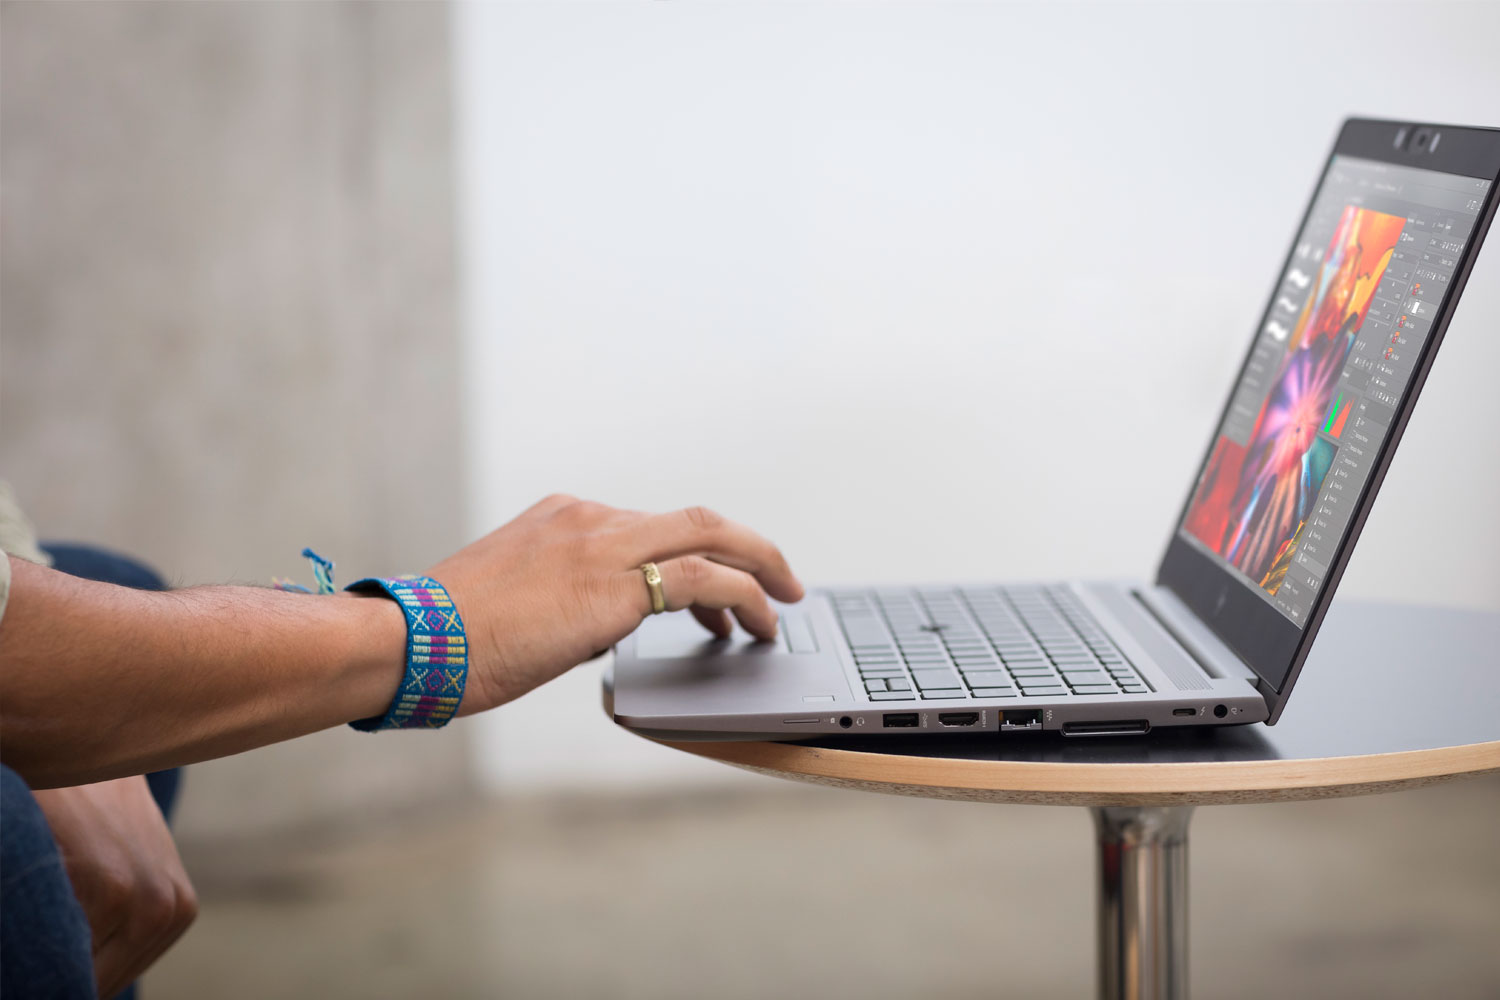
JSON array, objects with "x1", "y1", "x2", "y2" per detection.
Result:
[{"x1": 345, "y1": 575, "x2": 469, "y2": 731}]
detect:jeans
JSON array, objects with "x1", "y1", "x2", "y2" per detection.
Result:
[
  {"x1": 0, "y1": 765, "x2": 96, "y2": 999},
  {"x1": 0, "y1": 545, "x2": 182, "y2": 1000}
]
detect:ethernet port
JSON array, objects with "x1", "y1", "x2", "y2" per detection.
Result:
[{"x1": 1000, "y1": 709, "x2": 1043, "y2": 731}]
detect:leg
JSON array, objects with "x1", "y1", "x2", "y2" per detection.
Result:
[
  {"x1": 0, "y1": 765, "x2": 95, "y2": 1000},
  {"x1": 1092, "y1": 806, "x2": 1193, "y2": 1000},
  {"x1": 39, "y1": 543, "x2": 183, "y2": 999}
]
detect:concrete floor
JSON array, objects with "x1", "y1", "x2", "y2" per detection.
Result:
[{"x1": 146, "y1": 775, "x2": 1500, "y2": 999}]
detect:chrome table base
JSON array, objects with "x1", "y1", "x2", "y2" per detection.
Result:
[{"x1": 1092, "y1": 806, "x2": 1194, "y2": 1000}]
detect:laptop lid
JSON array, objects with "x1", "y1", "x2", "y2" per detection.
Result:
[{"x1": 1156, "y1": 118, "x2": 1500, "y2": 723}]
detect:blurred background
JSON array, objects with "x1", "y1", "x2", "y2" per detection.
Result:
[{"x1": 3, "y1": 2, "x2": 1498, "y2": 998}]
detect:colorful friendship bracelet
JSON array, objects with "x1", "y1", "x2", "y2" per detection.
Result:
[
  {"x1": 272, "y1": 548, "x2": 338, "y2": 595},
  {"x1": 273, "y1": 551, "x2": 469, "y2": 731},
  {"x1": 345, "y1": 575, "x2": 469, "y2": 731}
]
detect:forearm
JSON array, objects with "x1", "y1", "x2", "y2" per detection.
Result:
[
  {"x1": 0, "y1": 556, "x2": 406, "y2": 788},
  {"x1": 0, "y1": 497, "x2": 805, "y2": 786}
]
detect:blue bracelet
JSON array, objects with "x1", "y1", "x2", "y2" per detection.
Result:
[{"x1": 345, "y1": 575, "x2": 469, "y2": 731}]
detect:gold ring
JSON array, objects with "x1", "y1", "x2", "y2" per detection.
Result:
[{"x1": 640, "y1": 562, "x2": 666, "y2": 614}]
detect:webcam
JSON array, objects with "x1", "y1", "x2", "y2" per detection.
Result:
[{"x1": 1395, "y1": 124, "x2": 1440, "y2": 154}]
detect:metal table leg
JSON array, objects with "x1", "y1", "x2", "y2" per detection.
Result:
[{"x1": 1092, "y1": 806, "x2": 1194, "y2": 1000}]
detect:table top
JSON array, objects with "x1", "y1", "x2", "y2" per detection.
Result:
[{"x1": 641, "y1": 600, "x2": 1500, "y2": 806}]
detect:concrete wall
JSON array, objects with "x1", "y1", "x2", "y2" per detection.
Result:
[{"x1": 1, "y1": 1, "x2": 473, "y2": 840}]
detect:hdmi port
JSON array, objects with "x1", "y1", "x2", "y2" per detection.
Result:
[{"x1": 938, "y1": 712, "x2": 979, "y2": 727}]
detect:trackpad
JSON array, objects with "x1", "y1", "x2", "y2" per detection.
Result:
[{"x1": 633, "y1": 611, "x2": 818, "y2": 658}]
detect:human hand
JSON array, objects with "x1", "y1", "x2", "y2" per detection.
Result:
[
  {"x1": 32, "y1": 776, "x2": 197, "y2": 999},
  {"x1": 418, "y1": 495, "x2": 804, "y2": 713}
]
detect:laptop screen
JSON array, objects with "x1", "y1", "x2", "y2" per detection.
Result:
[{"x1": 1175, "y1": 152, "x2": 1491, "y2": 627}]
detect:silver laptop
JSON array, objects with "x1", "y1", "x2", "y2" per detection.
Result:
[{"x1": 609, "y1": 118, "x2": 1500, "y2": 740}]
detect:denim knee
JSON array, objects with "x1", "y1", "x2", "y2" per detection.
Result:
[{"x1": 0, "y1": 764, "x2": 95, "y2": 999}]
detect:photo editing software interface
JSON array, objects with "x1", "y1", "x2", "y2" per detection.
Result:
[{"x1": 1179, "y1": 154, "x2": 1491, "y2": 625}]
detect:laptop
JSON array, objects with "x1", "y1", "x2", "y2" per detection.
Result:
[{"x1": 608, "y1": 118, "x2": 1500, "y2": 740}]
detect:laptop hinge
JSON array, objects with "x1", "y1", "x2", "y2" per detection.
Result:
[{"x1": 1133, "y1": 586, "x2": 1260, "y2": 686}]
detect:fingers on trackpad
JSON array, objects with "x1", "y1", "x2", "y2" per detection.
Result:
[{"x1": 635, "y1": 613, "x2": 820, "y2": 658}]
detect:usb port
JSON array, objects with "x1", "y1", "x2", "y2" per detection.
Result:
[
  {"x1": 1172, "y1": 708, "x2": 1197, "y2": 717},
  {"x1": 882, "y1": 713, "x2": 920, "y2": 728},
  {"x1": 937, "y1": 712, "x2": 979, "y2": 727}
]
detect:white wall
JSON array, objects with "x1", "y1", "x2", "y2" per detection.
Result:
[{"x1": 454, "y1": 1, "x2": 1500, "y2": 792}]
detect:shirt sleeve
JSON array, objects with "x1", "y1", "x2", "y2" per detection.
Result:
[
  {"x1": 0, "y1": 480, "x2": 53, "y2": 631},
  {"x1": 0, "y1": 553, "x2": 11, "y2": 630}
]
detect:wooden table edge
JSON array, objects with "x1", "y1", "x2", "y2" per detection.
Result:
[{"x1": 654, "y1": 737, "x2": 1500, "y2": 807}]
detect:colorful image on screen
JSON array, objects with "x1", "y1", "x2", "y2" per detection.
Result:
[{"x1": 1183, "y1": 204, "x2": 1406, "y2": 594}]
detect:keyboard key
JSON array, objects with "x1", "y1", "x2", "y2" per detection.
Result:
[
  {"x1": 1061, "y1": 671, "x2": 1109, "y2": 686},
  {"x1": 912, "y1": 669, "x2": 962, "y2": 690},
  {"x1": 970, "y1": 687, "x2": 1017, "y2": 698},
  {"x1": 1070, "y1": 684, "x2": 1118, "y2": 696},
  {"x1": 843, "y1": 616, "x2": 890, "y2": 639},
  {"x1": 871, "y1": 690, "x2": 914, "y2": 701},
  {"x1": 960, "y1": 670, "x2": 1011, "y2": 687},
  {"x1": 920, "y1": 690, "x2": 966, "y2": 700},
  {"x1": 1021, "y1": 687, "x2": 1066, "y2": 697},
  {"x1": 886, "y1": 676, "x2": 912, "y2": 692},
  {"x1": 864, "y1": 679, "x2": 889, "y2": 693}
]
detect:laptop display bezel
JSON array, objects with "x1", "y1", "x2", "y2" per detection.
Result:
[{"x1": 1156, "y1": 118, "x2": 1500, "y2": 723}]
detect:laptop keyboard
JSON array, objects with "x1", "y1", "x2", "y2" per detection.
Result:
[{"x1": 829, "y1": 585, "x2": 1151, "y2": 701}]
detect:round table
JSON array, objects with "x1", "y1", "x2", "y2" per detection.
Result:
[{"x1": 619, "y1": 601, "x2": 1500, "y2": 1000}]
